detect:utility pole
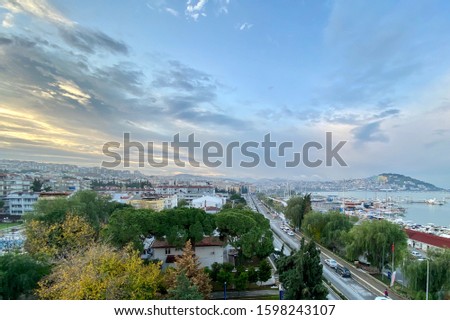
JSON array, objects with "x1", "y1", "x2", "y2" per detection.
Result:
[{"x1": 426, "y1": 259, "x2": 430, "y2": 300}]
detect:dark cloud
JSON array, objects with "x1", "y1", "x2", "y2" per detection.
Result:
[
  {"x1": 152, "y1": 60, "x2": 217, "y2": 97},
  {"x1": 351, "y1": 121, "x2": 388, "y2": 143},
  {"x1": 58, "y1": 27, "x2": 128, "y2": 55},
  {"x1": 0, "y1": 37, "x2": 13, "y2": 45}
]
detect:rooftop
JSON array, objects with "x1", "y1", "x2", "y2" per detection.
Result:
[{"x1": 405, "y1": 228, "x2": 450, "y2": 249}]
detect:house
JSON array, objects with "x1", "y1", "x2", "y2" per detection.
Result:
[
  {"x1": 150, "y1": 237, "x2": 225, "y2": 268},
  {"x1": 405, "y1": 228, "x2": 450, "y2": 251}
]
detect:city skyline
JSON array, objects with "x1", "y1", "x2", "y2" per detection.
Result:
[{"x1": 1, "y1": 1, "x2": 450, "y2": 187}]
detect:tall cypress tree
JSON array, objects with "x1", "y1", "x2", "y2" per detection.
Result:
[{"x1": 277, "y1": 239, "x2": 327, "y2": 300}]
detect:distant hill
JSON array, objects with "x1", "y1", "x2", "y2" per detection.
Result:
[{"x1": 370, "y1": 173, "x2": 444, "y2": 191}]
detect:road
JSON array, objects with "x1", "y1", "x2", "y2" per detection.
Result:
[{"x1": 247, "y1": 194, "x2": 400, "y2": 300}]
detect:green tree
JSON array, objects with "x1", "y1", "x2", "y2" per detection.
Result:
[
  {"x1": 303, "y1": 211, "x2": 353, "y2": 253},
  {"x1": 285, "y1": 194, "x2": 311, "y2": 230},
  {"x1": 403, "y1": 249, "x2": 450, "y2": 300},
  {"x1": 345, "y1": 219, "x2": 407, "y2": 271},
  {"x1": 37, "y1": 243, "x2": 162, "y2": 299},
  {"x1": 277, "y1": 239, "x2": 327, "y2": 300},
  {"x1": 257, "y1": 259, "x2": 272, "y2": 283},
  {"x1": 158, "y1": 208, "x2": 215, "y2": 249},
  {"x1": 215, "y1": 209, "x2": 274, "y2": 260},
  {"x1": 177, "y1": 199, "x2": 189, "y2": 207},
  {"x1": 167, "y1": 273, "x2": 203, "y2": 300},
  {"x1": 234, "y1": 270, "x2": 249, "y2": 292},
  {"x1": 30, "y1": 178, "x2": 43, "y2": 192},
  {"x1": 0, "y1": 253, "x2": 50, "y2": 300},
  {"x1": 30, "y1": 190, "x2": 129, "y2": 232},
  {"x1": 101, "y1": 208, "x2": 158, "y2": 250}
]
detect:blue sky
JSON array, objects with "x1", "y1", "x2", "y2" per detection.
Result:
[{"x1": 1, "y1": 0, "x2": 450, "y2": 187}]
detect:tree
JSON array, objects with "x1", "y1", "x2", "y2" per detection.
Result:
[
  {"x1": 285, "y1": 194, "x2": 311, "y2": 230},
  {"x1": 167, "y1": 273, "x2": 203, "y2": 300},
  {"x1": 215, "y1": 209, "x2": 274, "y2": 260},
  {"x1": 164, "y1": 240, "x2": 212, "y2": 299},
  {"x1": 303, "y1": 211, "x2": 353, "y2": 253},
  {"x1": 37, "y1": 243, "x2": 162, "y2": 299},
  {"x1": 403, "y1": 249, "x2": 450, "y2": 300},
  {"x1": 345, "y1": 220, "x2": 407, "y2": 271},
  {"x1": 0, "y1": 253, "x2": 50, "y2": 300},
  {"x1": 30, "y1": 178, "x2": 43, "y2": 192},
  {"x1": 276, "y1": 239, "x2": 327, "y2": 300},
  {"x1": 158, "y1": 208, "x2": 215, "y2": 249},
  {"x1": 257, "y1": 259, "x2": 272, "y2": 283},
  {"x1": 101, "y1": 208, "x2": 158, "y2": 250},
  {"x1": 177, "y1": 199, "x2": 189, "y2": 208},
  {"x1": 30, "y1": 190, "x2": 129, "y2": 232},
  {"x1": 25, "y1": 213, "x2": 96, "y2": 259}
]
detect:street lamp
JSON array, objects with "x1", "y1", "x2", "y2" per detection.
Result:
[{"x1": 224, "y1": 281, "x2": 227, "y2": 300}]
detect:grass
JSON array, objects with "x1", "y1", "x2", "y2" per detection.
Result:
[
  {"x1": 373, "y1": 274, "x2": 411, "y2": 298},
  {"x1": 0, "y1": 222, "x2": 22, "y2": 230}
]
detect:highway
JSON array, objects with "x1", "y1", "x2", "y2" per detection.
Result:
[{"x1": 247, "y1": 194, "x2": 385, "y2": 300}]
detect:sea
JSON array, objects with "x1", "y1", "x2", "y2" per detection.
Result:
[{"x1": 313, "y1": 191, "x2": 450, "y2": 228}]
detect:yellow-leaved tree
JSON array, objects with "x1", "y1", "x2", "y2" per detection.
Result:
[
  {"x1": 164, "y1": 240, "x2": 212, "y2": 299},
  {"x1": 36, "y1": 243, "x2": 162, "y2": 299},
  {"x1": 25, "y1": 213, "x2": 95, "y2": 259}
]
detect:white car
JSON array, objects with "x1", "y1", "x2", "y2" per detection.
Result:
[
  {"x1": 287, "y1": 231, "x2": 295, "y2": 236},
  {"x1": 324, "y1": 259, "x2": 337, "y2": 269},
  {"x1": 411, "y1": 251, "x2": 423, "y2": 258}
]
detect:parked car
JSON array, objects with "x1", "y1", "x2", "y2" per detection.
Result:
[
  {"x1": 324, "y1": 259, "x2": 337, "y2": 269},
  {"x1": 335, "y1": 264, "x2": 351, "y2": 278},
  {"x1": 411, "y1": 250, "x2": 423, "y2": 258}
]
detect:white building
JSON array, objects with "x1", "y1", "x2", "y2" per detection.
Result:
[
  {"x1": 5, "y1": 192, "x2": 39, "y2": 216},
  {"x1": 0, "y1": 174, "x2": 32, "y2": 198},
  {"x1": 154, "y1": 185, "x2": 215, "y2": 203},
  {"x1": 191, "y1": 195, "x2": 225, "y2": 213},
  {"x1": 150, "y1": 237, "x2": 225, "y2": 268}
]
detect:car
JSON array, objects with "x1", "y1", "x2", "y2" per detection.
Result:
[
  {"x1": 335, "y1": 265, "x2": 351, "y2": 278},
  {"x1": 287, "y1": 231, "x2": 295, "y2": 236},
  {"x1": 324, "y1": 259, "x2": 337, "y2": 269},
  {"x1": 411, "y1": 250, "x2": 423, "y2": 258}
]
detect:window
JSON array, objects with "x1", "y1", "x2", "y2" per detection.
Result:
[{"x1": 165, "y1": 248, "x2": 171, "y2": 254}]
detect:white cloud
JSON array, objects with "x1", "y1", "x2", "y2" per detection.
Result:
[
  {"x1": 0, "y1": 0, "x2": 74, "y2": 26},
  {"x1": 165, "y1": 7, "x2": 179, "y2": 17},
  {"x1": 2, "y1": 12, "x2": 14, "y2": 28},
  {"x1": 238, "y1": 22, "x2": 253, "y2": 31},
  {"x1": 186, "y1": 0, "x2": 208, "y2": 20},
  {"x1": 218, "y1": 0, "x2": 230, "y2": 14},
  {"x1": 52, "y1": 79, "x2": 91, "y2": 106}
]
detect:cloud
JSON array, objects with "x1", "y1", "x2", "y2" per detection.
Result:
[
  {"x1": 238, "y1": 22, "x2": 253, "y2": 31},
  {"x1": 351, "y1": 121, "x2": 388, "y2": 143},
  {"x1": 217, "y1": 0, "x2": 230, "y2": 14},
  {"x1": 186, "y1": 0, "x2": 208, "y2": 20},
  {"x1": 1, "y1": 0, "x2": 74, "y2": 26},
  {"x1": 2, "y1": 12, "x2": 14, "y2": 28},
  {"x1": 165, "y1": 7, "x2": 179, "y2": 16},
  {"x1": 58, "y1": 27, "x2": 128, "y2": 55}
]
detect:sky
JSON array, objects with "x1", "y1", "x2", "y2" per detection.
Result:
[{"x1": 1, "y1": 0, "x2": 450, "y2": 187}]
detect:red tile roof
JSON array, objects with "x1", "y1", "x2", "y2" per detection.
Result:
[{"x1": 405, "y1": 229, "x2": 450, "y2": 249}]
